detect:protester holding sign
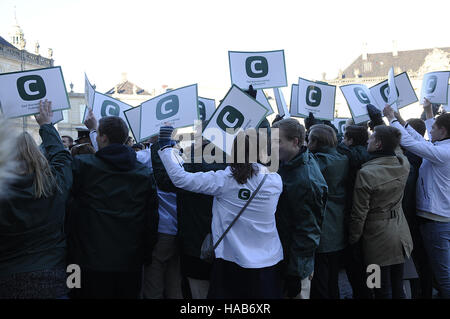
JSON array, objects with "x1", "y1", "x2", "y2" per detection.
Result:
[
  {"x1": 127, "y1": 141, "x2": 183, "y2": 300},
  {"x1": 336, "y1": 125, "x2": 372, "y2": 299},
  {"x1": 307, "y1": 124, "x2": 349, "y2": 299},
  {"x1": 384, "y1": 99, "x2": 450, "y2": 299},
  {"x1": 271, "y1": 118, "x2": 328, "y2": 299},
  {"x1": 393, "y1": 116, "x2": 433, "y2": 299},
  {"x1": 0, "y1": 100, "x2": 73, "y2": 298},
  {"x1": 67, "y1": 113, "x2": 159, "y2": 299},
  {"x1": 150, "y1": 134, "x2": 227, "y2": 299},
  {"x1": 158, "y1": 127, "x2": 284, "y2": 299}
]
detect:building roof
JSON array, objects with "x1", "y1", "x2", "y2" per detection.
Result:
[
  {"x1": 0, "y1": 36, "x2": 16, "y2": 49},
  {"x1": 105, "y1": 80, "x2": 150, "y2": 95},
  {"x1": 340, "y1": 47, "x2": 450, "y2": 79}
]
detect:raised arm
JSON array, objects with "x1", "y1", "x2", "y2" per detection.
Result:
[
  {"x1": 384, "y1": 104, "x2": 449, "y2": 164},
  {"x1": 158, "y1": 147, "x2": 226, "y2": 196},
  {"x1": 394, "y1": 110, "x2": 425, "y2": 142},
  {"x1": 84, "y1": 107, "x2": 99, "y2": 151},
  {"x1": 35, "y1": 100, "x2": 73, "y2": 192}
]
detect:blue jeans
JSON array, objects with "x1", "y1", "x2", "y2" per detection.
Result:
[{"x1": 420, "y1": 220, "x2": 450, "y2": 298}]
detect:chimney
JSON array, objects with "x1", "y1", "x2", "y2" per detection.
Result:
[
  {"x1": 121, "y1": 72, "x2": 127, "y2": 83},
  {"x1": 392, "y1": 40, "x2": 398, "y2": 57},
  {"x1": 362, "y1": 42, "x2": 368, "y2": 61}
]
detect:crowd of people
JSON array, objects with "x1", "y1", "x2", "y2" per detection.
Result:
[{"x1": 0, "y1": 91, "x2": 449, "y2": 299}]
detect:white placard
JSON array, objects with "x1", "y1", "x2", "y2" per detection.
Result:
[
  {"x1": 340, "y1": 84, "x2": 374, "y2": 124},
  {"x1": 420, "y1": 71, "x2": 450, "y2": 104},
  {"x1": 256, "y1": 90, "x2": 274, "y2": 116},
  {"x1": 83, "y1": 92, "x2": 133, "y2": 127},
  {"x1": 290, "y1": 84, "x2": 299, "y2": 117},
  {"x1": 273, "y1": 87, "x2": 290, "y2": 118},
  {"x1": 387, "y1": 67, "x2": 398, "y2": 108},
  {"x1": 124, "y1": 105, "x2": 142, "y2": 142},
  {"x1": 228, "y1": 50, "x2": 287, "y2": 90},
  {"x1": 202, "y1": 85, "x2": 269, "y2": 155},
  {"x1": 140, "y1": 84, "x2": 198, "y2": 140},
  {"x1": 0, "y1": 66, "x2": 70, "y2": 119},
  {"x1": 85, "y1": 73, "x2": 95, "y2": 109},
  {"x1": 52, "y1": 111, "x2": 64, "y2": 124},
  {"x1": 295, "y1": 78, "x2": 336, "y2": 120},
  {"x1": 443, "y1": 85, "x2": 450, "y2": 112},
  {"x1": 369, "y1": 72, "x2": 418, "y2": 112},
  {"x1": 332, "y1": 118, "x2": 350, "y2": 135},
  {"x1": 198, "y1": 97, "x2": 216, "y2": 122}
]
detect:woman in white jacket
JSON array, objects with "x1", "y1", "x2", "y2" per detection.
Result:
[
  {"x1": 384, "y1": 100, "x2": 450, "y2": 299},
  {"x1": 158, "y1": 126, "x2": 284, "y2": 299}
]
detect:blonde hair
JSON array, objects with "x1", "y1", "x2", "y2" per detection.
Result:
[
  {"x1": 0, "y1": 117, "x2": 18, "y2": 199},
  {"x1": 16, "y1": 132, "x2": 59, "y2": 198}
]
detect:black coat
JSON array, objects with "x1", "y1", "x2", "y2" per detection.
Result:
[
  {"x1": 67, "y1": 144, "x2": 159, "y2": 272},
  {"x1": 0, "y1": 124, "x2": 72, "y2": 278}
]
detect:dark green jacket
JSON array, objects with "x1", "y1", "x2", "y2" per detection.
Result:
[
  {"x1": 68, "y1": 144, "x2": 158, "y2": 272},
  {"x1": 151, "y1": 142, "x2": 227, "y2": 258},
  {"x1": 0, "y1": 124, "x2": 72, "y2": 278},
  {"x1": 402, "y1": 150, "x2": 422, "y2": 228},
  {"x1": 313, "y1": 147, "x2": 349, "y2": 253},
  {"x1": 336, "y1": 143, "x2": 370, "y2": 234},
  {"x1": 276, "y1": 148, "x2": 328, "y2": 279}
]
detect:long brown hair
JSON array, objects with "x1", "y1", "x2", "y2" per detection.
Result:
[
  {"x1": 16, "y1": 132, "x2": 59, "y2": 198},
  {"x1": 229, "y1": 130, "x2": 258, "y2": 184}
]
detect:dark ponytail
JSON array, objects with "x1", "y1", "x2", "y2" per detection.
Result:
[{"x1": 229, "y1": 131, "x2": 258, "y2": 184}]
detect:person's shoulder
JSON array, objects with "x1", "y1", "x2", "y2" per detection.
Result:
[
  {"x1": 72, "y1": 153, "x2": 96, "y2": 165},
  {"x1": 267, "y1": 172, "x2": 283, "y2": 191},
  {"x1": 357, "y1": 160, "x2": 380, "y2": 181},
  {"x1": 134, "y1": 160, "x2": 151, "y2": 171}
]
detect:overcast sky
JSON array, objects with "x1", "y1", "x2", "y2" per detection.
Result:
[{"x1": 1, "y1": 0, "x2": 449, "y2": 100}]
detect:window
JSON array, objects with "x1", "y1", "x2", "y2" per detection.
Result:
[{"x1": 363, "y1": 62, "x2": 372, "y2": 72}]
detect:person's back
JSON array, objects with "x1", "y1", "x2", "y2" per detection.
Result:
[
  {"x1": 336, "y1": 124, "x2": 373, "y2": 299},
  {"x1": 352, "y1": 150, "x2": 412, "y2": 265},
  {"x1": 337, "y1": 125, "x2": 371, "y2": 202},
  {"x1": 350, "y1": 125, "x2": 413, "y2": 299},
  {"x1": 158, "y1": 127, "x2": 284, "y2": 299},
  {"x1": 308, "y1": 125, "x2": 349, "y2": 254},
  {"x1": 68, "y1": 116, "x2": 158, "y2": 299},
  {"x1": 151, "y1": 140, "x2": 228, "y2": 298},
  {"x1": 0, "y1": 100, "x2": 72, "y2": 298}
]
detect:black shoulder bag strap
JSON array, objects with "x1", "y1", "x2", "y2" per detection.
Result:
[{"x1": 212, "y1": 174, "x2": 268, "y2": 250}]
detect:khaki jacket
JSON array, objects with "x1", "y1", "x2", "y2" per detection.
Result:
[{"x1": 349, "y1": 154, "x2": 413, "y2": 267}]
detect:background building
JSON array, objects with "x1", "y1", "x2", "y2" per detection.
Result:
[
  {"x1": 0, "y1": 16, "x2": 55, "y2": 142},
  {"x1": 2, "y1": 16, "x2": 449, "y2": 142},
  {"x1": 327, "y1": 43, "x2": 450, "y2": 120}
]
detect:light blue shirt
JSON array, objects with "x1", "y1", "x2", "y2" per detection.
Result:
[{"x1": 136, "y1": 145, "x2": 178, "y2": 235}]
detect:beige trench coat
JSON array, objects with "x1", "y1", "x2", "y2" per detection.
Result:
[{"x1": 349, "y1": 154, "x2": 413, "y2": 267}]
